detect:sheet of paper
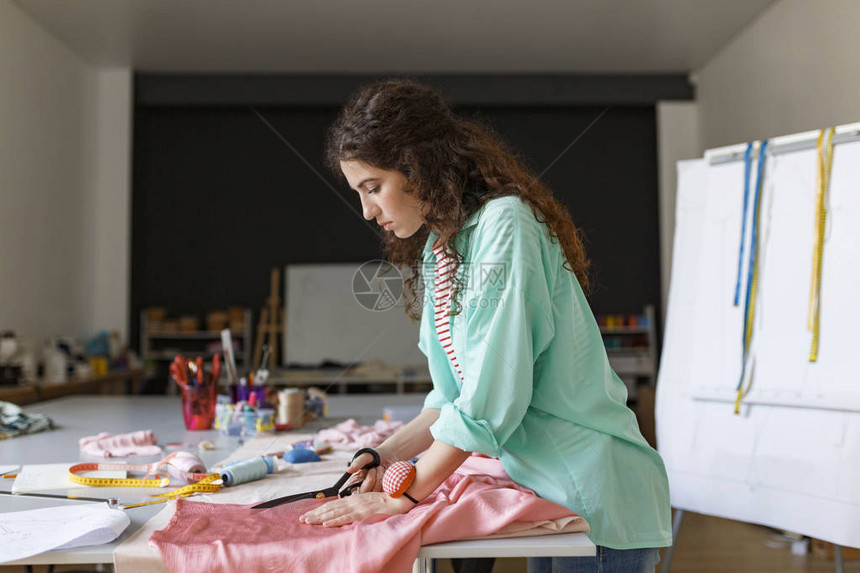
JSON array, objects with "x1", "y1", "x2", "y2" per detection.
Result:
[
  {"x1": 0, "y1": 465, "x2": 19, "y2": 476},
  {"x1": 0, "y1": 503, "x2": 130, "y2": 563},
  {"x1": 11, "y1": 464, "x2": 125, "y2": 494}
]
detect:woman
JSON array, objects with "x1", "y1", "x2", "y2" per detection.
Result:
[{"x1": 299, "y1": 80, "x2": 672, "y2": 572}]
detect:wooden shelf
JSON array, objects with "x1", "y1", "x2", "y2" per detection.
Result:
[
  {"x1": 0, "y1": 369, "x2": 145, "y2": 405},
  {"x1": 140, "y1": 309, "x2": 254, "y2": 384},
  {"x1": 600, "y1": 305, "x2": 658, "y2": 400},
  {"x1": 267, "y1": 367, "x2": 432, "y2": 394},
  {"x1": 599, "y1": 326, "x2": 650, "y2": 334},
  {"x1": 145, "y1": 351, "x2": 223, "y2": 360},
  {"x1": 144, "y1": 330, "x2": 248, "y2": 339},
  {"x1": 0, "y1": 385, "x2": 38, "y2": 405}
]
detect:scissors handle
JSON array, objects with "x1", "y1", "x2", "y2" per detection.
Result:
[
  {"x1": 337, "y1": 448, "x2": 381, "y2": 497},
  {"x1": 350, "y1": 448, "x2": 381, "y2": 468},
  {"x1": 340, "y1": 482, "x2": 363, "y2": 497}
]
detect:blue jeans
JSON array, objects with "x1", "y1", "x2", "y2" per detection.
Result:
[{"x1": 528, "y1": 546, "x2": 661, "y2": 573}]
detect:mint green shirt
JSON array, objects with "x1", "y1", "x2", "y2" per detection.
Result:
[{"x1": 420, "y1": 196, "x2": 672, "y2": 549}]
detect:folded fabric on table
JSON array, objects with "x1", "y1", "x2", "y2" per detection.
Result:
[
  {"x1": 150, "y1": 456, "x2": 588, "y2": 573},
  {"x1": 0, "y1": 401, "x2": 54, "y2": 440},
  {"x1": 80, "y1": 429, "x2": 163, "y2": 458},
  {"x1": 315, "y1": 418, "x2": 403, "y2": 448}
]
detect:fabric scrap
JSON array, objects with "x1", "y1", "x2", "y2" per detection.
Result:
[
  {"x1": 316, "y1": 418, "x2": 403, "y2": 448},
  {"x1": 80, "y1": 429, "x2": 163, "y2": 458},
  {"x1": 0, "y1": 400, "x2": 54, "y2": 440}
]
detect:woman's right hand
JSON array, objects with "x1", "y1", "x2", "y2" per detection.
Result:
[
  {"x1": 344, "y1": 449, "x2": 390, "y2": 493},
  {"x1": 342, "y1": 410, "x2": 440, "y2": 494}
]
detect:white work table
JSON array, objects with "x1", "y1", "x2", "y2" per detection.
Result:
[{"x1": 0, "y1": 394, "x2": 594, "y2": 569}]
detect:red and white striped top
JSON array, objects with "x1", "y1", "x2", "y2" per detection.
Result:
[{"x1": 433, "y1": 242, "x2": 465, "y2": 383}]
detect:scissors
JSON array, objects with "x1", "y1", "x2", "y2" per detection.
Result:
[{"x1": 251, "y1": 448, "x2": 380, "y2": 509}]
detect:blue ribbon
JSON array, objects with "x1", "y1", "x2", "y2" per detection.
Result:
[
  {"x1": 733, "y1": 143, "x2": 755, "y2": 306},
  {"x1": 736, "y1": 140, "x2": 768, "y2": 393}
]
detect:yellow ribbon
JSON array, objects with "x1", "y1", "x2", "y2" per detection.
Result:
[
  {"x1": 808, "y1": 128, "x2": 834, "y2": 362},
  {"x1": 734, "y1": 252, "x2": 763, "y2": 413}
]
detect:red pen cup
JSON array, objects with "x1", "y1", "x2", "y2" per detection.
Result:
[{"x1": 180, "y1": 384, "x2": 218, "y2": 430}]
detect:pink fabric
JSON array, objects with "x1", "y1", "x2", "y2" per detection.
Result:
[
  {"x1": 315, "y1": 418, "x2": 403, "y2": 448},
  {"x1": 79, "y1": 429, "x2": 163, "y2": 458},
  {"x1": 150, "y1": 457, "x2": 588, "y2": 573}
]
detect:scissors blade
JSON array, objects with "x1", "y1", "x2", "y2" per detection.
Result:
[
  {"x1": 251, "y1": 488, "x2": 336, "y2": 509},
  {"x1": 251, "y1": 492, "x2": 318, "y2": 509}
]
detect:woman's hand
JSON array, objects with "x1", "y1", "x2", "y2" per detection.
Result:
[
  {"x1": 299, "y1": 492, "x2": 414, "y2": 527},
  {"x1": 341, "y1": 409, "x2": 440, "y2": 493},
  {"x1": 343, "y1": 449, "x2": 389, "y2": 493}
]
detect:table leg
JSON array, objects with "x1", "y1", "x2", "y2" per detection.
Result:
[
  {"x1": 415, "y1": 557, "x2": 436, "y2": 573},
  {"x1": 659, "y1": 508, "x2": 684, "y2": 573}
]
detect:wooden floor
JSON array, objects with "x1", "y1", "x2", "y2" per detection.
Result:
[
  {"x1": 4, "y1": 511, "x2": 858, "y2": 573},
  {"x1": 657, "y1": 511, "x2": 860, "y2": 573},
  {"x1": 436, "y1": 511, "x2": 860, "y2": 573}
]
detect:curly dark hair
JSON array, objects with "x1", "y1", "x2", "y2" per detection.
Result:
[{"x1": 327, "y1": 79, "x2": 590, "y2": 319}]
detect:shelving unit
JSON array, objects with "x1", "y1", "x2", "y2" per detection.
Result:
[
  {"x1": 599, "y1": 304, "x2": 658, "y2": 401},
  {"x1": 0, "y1": 369, "x2": 147, "y2": 404},
  {"x1": 140, "y1": 309, "x2": 253, "y2": 386}
]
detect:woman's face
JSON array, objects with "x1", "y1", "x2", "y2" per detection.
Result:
[{"x1": 340, "y1": 160, "x2": 426, "y2": 239}]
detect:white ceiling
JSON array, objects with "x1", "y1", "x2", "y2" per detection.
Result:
[{"x1": 14, "y1": 0, "x2": 777, "y2": 73}]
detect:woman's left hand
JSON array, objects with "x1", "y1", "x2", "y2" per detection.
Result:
[{"x1": 299, "y1": 492, "x2": 414, "y2": 527}]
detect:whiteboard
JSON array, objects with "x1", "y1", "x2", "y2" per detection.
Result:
[
  {"x1": 284, "y1": 263, "x2": 425, "y2": 368},
  {"x1": 687, "y1": 145, "x2": 860, "y2": 411},
  {"x1": 656, "y1": 141, "x2": 860, "y2": 548}
]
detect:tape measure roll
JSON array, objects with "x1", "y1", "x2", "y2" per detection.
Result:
[
  {"x1": 68, "y1": 463, "x2": 170, "y2": 488},
  {"x1": 66, "y1": 452, "x2": 223, "y2": 510},
  {"x1": 68, "y1": 452, "x2": 211, "y2": 488}
]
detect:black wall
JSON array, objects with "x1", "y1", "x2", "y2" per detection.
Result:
[{"x1": 132, "y1": 74, "x2": 688, "y2": 356}]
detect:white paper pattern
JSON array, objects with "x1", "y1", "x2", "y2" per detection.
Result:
[{"x1": 0, "y1": 503, "x2": 130, "y2": 562}]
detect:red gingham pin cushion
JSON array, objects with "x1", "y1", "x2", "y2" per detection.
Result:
[{"x1": 382, "y1": 461, "x2": 418, "y2": 502}]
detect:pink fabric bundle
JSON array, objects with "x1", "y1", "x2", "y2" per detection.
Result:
[
  {"x1": 150, "y1": 457, "x2": 588, "y2": 573},
  {"x1": 316, "y1": 418, "x2": 403, "y2": 448},
  {"x1": 80, "y1": 429, "x2": 163, "y2": 458}
]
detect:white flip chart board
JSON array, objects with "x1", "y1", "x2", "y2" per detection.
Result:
[
  {"x1": 656, "y1": 133, "x2": 860, "y2": 548},
  {"x1": 284, "y1": 263, "x2": 424, "y2": 368}
]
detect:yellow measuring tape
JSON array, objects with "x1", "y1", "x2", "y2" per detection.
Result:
[
  {"x1": 734, "y1": 263, "x2": 761, "y2": 414},
  {"x1": 68, "y1": 453, "x2": 222, "y2": 509},
  {"x1": 68, "y1": 462, "x2": 171, "y2": 488},
  {"x1": 123, "y1": 473, "x2": 222, "y2": 509},
  {"x1": 808, "y1": 128, "x2": 834, "y2": 362}
]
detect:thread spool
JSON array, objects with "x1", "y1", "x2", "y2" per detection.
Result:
[
  {"x1": 220, "y1": 456, "x2": 275, "y2": 487},
  {"x1": 277, "y1": 388, "x2": 305, "y2": 429}
]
